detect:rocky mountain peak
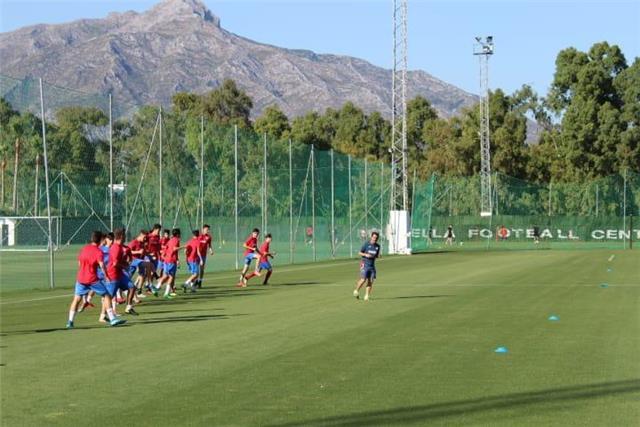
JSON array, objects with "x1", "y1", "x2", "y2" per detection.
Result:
[
  {"x1": 0, "y1": 0, "x2": 476, "y2": 120},
  {"x1": 147, "y1": 0, "x2": 220, "y2": 27}
]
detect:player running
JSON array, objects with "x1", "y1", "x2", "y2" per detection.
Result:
[
  {"x1": 196, "y1": 224, "x2": 214, "y2": 288},
  {"x1": 128, "y1": 230, "x2": 148, "y2": 297},
  {"x1": 183, "y1": 230, "x2": 203, "y2": 293},
  {"x1": 66, "y1": 231, "x2": 126, "y2": 328},
  {"x1": 155, "y1": 228, "x2": 183, "y2": 299},
  {"x1": 244, "y1": 233, "x2": 274, "y2": 286},
  {"x1": 236, "y1": 228, "x2": 260, "y2": 287},
  {"x1": 154, "y1": 228, "x2": 171, "y2": 291},
  {"x1": 79, "y1": 232, "x2": 113, "y2": 312},
  {"x1": 145, "y1": 224, "x2": 163, "y2": 284},
  {"x1": 353, "y1": 231, "x2": 381, "y2": 302},
  {"x1": 104, "y1": 228, "x2": 139, "y2": 318}
]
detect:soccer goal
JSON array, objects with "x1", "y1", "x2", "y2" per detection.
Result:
[{"x1": 0, "y1": 216, "x2": 60, "y2": 251}]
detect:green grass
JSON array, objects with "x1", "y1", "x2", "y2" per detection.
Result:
[{"x1": 1, "y1": 249, "x2": 639, "y2": 426}]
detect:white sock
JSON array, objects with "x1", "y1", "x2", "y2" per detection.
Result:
[
  {"x1": 126, "y1": 304, "x2": 132, "y2": 311},
  {"x1": 106, "y1": 308, "x2": 116, "y2": 321},
  {"x1": 164, "y1": 286, "x2": 170, "y2": 296},
  {"x1": 68, "y1": 310, "x2": 76, "y2": 322}
]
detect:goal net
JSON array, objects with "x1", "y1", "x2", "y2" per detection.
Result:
[{"x1": 0, "y1": 216, "x2": 60, "y2": 251}]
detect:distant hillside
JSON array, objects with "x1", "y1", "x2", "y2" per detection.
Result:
[{"x1": 0, "y1": 0, "x2": 477, "y2": 119}]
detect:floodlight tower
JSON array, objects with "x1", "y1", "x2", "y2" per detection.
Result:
[
  {"x1": 391, "y1": 0, "x2": 408, "y2": 212},
  {"x1": 389, "y1": 0, "x2": 410, "y2": 254},
  {"x1": 474, "y1": 36, "x2": 494, "y2": 217}
]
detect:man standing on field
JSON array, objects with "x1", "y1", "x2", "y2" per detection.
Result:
[{"x1": 353, "y1": 231, "x2": 381, "y2": 302}]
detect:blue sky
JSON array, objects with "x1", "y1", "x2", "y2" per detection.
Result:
[{"x1": 1, "y1": 0, "x2": 638, "y2": 97}]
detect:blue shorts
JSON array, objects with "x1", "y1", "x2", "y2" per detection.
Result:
[
  {"x1": 187, "y1": 261, "x2": 200, "y2": 275},
  {"x1": 132, "y1": 258, "x2": 147, "y2": 275},
  {"x1": 105, "y1": 277, "x2": 134, "y2": 297},
  {"x1": 74, "y1": 281, "x2": 109, "y2": 297},
  {"x1": 259, "y1": 261, "x2": 272, "y2": 271},
  {"x1": 158, "y1": 261, "x2": 165, "y2": 271},
  {"x1": 163, "y1": 263, "x2": 177, "y2": 277},
  {"x1": 360, "y1": 266, "x2": 376, "y2": 280},
  {"x1": 243, "y1": 253, "x2": 258, "y2": 266}
]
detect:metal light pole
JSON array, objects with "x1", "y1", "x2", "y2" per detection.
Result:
[
  {"x1": 109, "y1": 93, "x2": 113, "y2": 230},
  {"x1": 39, "y1": 78, "x2": 54, "y2": 289},
  {"x1": 474, "y1": 36, "x2": 494, "y2": 217}
]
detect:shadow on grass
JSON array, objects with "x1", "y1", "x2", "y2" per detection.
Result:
[
  {"x1": 142, "y1": 308, "x2": 224, "y2": 315},
  {"x1": 138, "y1": 290, "x2": 268, "y2": 307},
  {"x1": 4, "y1": 324, "x2": 135, "y2": 334},
  {"x1": 268, "y1": 379, "x2": 640, "y2": 427},
  {"x1": 131, "y1": 313, "x2": 233, "y2": 325},
  {"x1": 2, "y1": 312, "x2": 242, "y2": 335},
  {"x1": 269, "y1": 281, "x2": 325, "y2": 287},
  {"x1": 378, "y1": 295, "x2": 453, "y2": 300}
]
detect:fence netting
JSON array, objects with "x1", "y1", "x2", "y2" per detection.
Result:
[
  {"x1": 411, "y1": 173, "x2": 639, "y2": 251},
  {"x1": 1, "y1": 74, "x2": 638, "y2": 291}
]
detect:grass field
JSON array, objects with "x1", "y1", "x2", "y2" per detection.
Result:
[{"x1": 1, "y1": 249, "x2": 639, "y2": 426}]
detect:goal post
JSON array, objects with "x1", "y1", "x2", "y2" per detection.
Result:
[{"x1": 0, "y1": 216, "x2": 60, "y2": 251}]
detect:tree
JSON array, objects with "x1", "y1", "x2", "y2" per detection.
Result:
[
  {"x1": 172, "y1": 92, "x2": 201, "y2": 115},
  {"x1": 332, "y1": 102, "x2": 367, "y2": 155},
  {"x1": 406, "y1": 96, "x2": 438, "y2": 150},
  {"x1": 613, "y1": 57, "x2": 640, "y2": 171},
  {"x1": 201, "y1": 79, "x2": 253, "y2": 128},
  {"x1": 546, "y1": 42, "x2": 629, "y2": 180},
  {"x1": 49, "y1": 106, "x2": 108, "y2": 176},
  {"x1": 254, "y1": 105, "x2": 290, "y2": 140},
  {"x1": 289, "y1": 110, "x2": 335, "y2": 150}
]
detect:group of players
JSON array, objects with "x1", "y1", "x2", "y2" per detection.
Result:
[
  {"x1": 66, "y1": 224, "x2": 217, "y2": 328},
  {"x1": 66, "y1": 223, "x2": 380, "y2": 328}
]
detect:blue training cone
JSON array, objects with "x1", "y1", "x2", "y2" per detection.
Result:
[
  {"x1": 548, "y1": 315, "x2": 560, "y2": 321},
  {"x1": 494, "y1": 346, "x2": 508, "y2": 354},
  {"x1": 600, "y1": 283, "x2": 609, "y2": 288},
  {"x1": 607, "y1": 268, "x2": 613, "y2": 273}
]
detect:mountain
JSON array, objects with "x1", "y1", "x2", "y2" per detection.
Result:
[{"x1": 0, "y1": 0, "x2": 477, "y2": 119}]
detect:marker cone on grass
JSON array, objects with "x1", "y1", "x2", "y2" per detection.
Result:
[
  {"x1": 548, "y1": 315, "x2": 560, "y2": 321},
  {"x1": 600, "y1": 283, "x2": 609, "y2": 288},
  {"x1": 494, "y1": 346, "x2": 508, "y2": 354}
]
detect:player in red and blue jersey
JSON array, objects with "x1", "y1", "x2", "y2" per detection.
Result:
[
  {"x1": 66, "y1": 231, "x2": 125, "y2": 328},
  {"x1": 79, "y1": 232, "x2": 113, "y2": 313},
  {"x1": 244, "y1": 233, "x2": 274, "y2": 286},
  {"x1": 154, "y1": 228, "x2": 183, "y2": 299},
  {"x1": 237, "y1": 228, "x2": 260, "y2": 287},
  {"x1": 196, "y1": 224, "x2": 214, "y2": 288},
  {"x1": 353, "y1": 231, "x2": 381, "y2": 302},
  {"x1": 128, "y1": 230, "x2": 148, "y2": 291},
  {"x1": 154, "y1": 229, "x2": 171, "y2": 290},
  {"x1": 109, "y1": 228, "x2": 138, "y2": 315},
  {"x1": 146, "y1": 223, "x2": 162, "y2": 274},
  {"x1": 182, "y1": 230, "x2": 202, "y2": 293}
]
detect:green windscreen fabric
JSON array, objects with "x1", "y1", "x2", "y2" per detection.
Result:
[{"x1": 411, "y1": 173, "x2": 639, "y2": 251}]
